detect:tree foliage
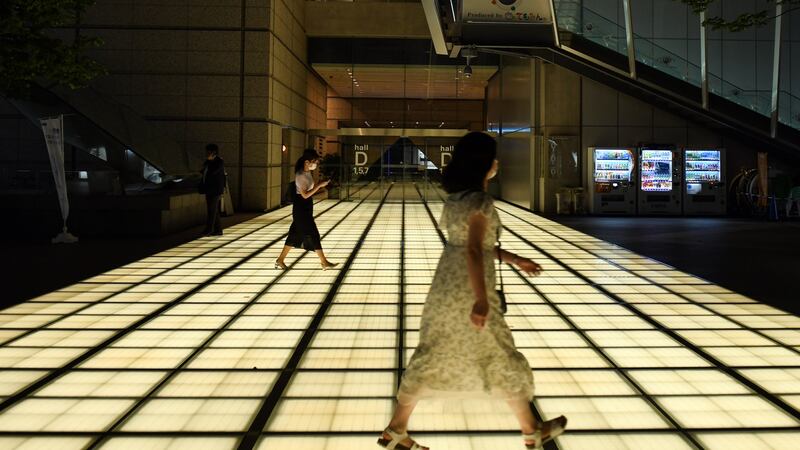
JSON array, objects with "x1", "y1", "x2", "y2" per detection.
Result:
[
  {"x1": 0, "y1": 0, "x2": 105, "y2": 97},
  {"x1": 676, "y1": 0, "x2": 799, "y2": 32}
]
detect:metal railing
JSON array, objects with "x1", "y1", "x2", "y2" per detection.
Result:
[{"x1": 551, "y1": 0, "x2": 800, "y2": 135}]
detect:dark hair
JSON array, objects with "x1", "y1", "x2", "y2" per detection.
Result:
[
  {"x1": 295, "y1": 148, "x2": 320, "y2": 174},
  {"x1": 205, "y1": 143, "x2": 219, "y2": 154},
  {"x1": 441, "y1": 131, "x2": 497, "y2": 193}
]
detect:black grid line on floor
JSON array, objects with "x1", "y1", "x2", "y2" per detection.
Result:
[{"x1": 0, "y1": 182, "x2": 798, "y2": 450}]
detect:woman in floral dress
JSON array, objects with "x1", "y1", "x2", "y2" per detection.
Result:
[{"x1": 378, "y1": 132, "x2": 567, "y2": 450}]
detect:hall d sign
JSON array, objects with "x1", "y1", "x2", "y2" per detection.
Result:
[
  {"x1": 440, "y1": 145, "x2": 453, "y2": 172},
  {"x1": 460, "y1": 0, "x2": 553, "y2": 23},
  {"x1": 354, "y1": 144, "x2": 369, "y2": 166}
]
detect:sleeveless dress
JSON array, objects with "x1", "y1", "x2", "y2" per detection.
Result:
[
  {"x1": 398, "y1": 191, "x2": 534, "y2": 403},
  {"x1": 285, "y1": 172, "x2": 322, "y2": 250}
]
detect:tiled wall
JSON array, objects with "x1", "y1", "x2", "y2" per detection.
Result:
[
  {"x1": 266, "y1": 0, "x2": 327, "y2": 209},
  {"x1": 1, "y1": 0, "x2": 326, "y2": 211}
]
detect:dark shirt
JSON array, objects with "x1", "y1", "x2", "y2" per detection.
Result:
[{"x1": 201, "y1": 156, "x2": 226, "y2": 196}]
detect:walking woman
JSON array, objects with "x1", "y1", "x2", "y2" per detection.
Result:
[
  {"x1": 275, "y1": 149, "x2": 338, "y2": 271},
  {"x1": 378, "y1": 132, "x2": 567, "y2": 450}
]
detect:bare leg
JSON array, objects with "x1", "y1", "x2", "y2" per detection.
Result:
[
  {"x1": 507, "y1": 397, "x2": 538, "y2": 436},
  {"x1": 507, "y1": 398, "x2": 567, "y2": 447},
  {"x1": 380, "y1": 398, "x2": 428, "y2": 450},
  {"x1": 387, "y1": 399, "x2": 417, "y2": 434},
  {"x1": 276, "y1": 246, "x2": 291, "y2": 265},
  {"x1": 315, "y1": 249, "x2": 337, "y2": 268}
]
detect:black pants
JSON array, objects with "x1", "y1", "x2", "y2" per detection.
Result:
[
  {"x1": 205, "y1": 194, "x2": 222, "y2": 234},
  {"x1": 285, "y1": 196, "x2": 322, "y2": 250}
]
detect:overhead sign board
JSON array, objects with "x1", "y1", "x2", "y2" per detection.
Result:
[{"x1": 460, "y1": 0, "x2": 553, "y2": 24}]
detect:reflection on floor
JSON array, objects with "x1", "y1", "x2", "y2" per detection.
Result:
[{"x1": 1, "y1": 182, "x2": 799, "y2": 450}]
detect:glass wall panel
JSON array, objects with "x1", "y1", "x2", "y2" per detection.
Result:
[
  {"x1": 779, "y1": 6, "x2": 800, "y2": 129},
  {"x1": 631, "y1": 0, "x2": 701, "y2": 87},
  {"x1": 706, "y1": 0, "x2": 773, "y2": 117}
]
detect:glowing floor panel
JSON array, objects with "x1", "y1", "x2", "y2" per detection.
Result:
[{"x1": 1, "y1": 183, "x2": 799, "y2": 450}]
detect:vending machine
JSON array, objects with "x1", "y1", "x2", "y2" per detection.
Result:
[
  {"x1": 638, "y1": 148, "x2": 681, "y2": 215},
  {"x1": 683, "y1": 148, "x2": 726, "y2": 215},
  {"x1": 585, "y1": 147, "x2": 636, "y2": 214}
]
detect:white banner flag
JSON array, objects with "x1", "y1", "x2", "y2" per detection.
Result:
[{"x1": 40, "y1": 115, "x2": 77, "y2": 243}]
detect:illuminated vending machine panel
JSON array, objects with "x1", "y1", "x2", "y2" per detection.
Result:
[
  {"x1": 638, "y1": 148, "x2": 681, "y2": 215},
  {"x1": 683, "y1": 149, "x2": 726, "y2": 215},
  {"x1": 585, "y1": 148, "x2": 636, "y2": 214}
]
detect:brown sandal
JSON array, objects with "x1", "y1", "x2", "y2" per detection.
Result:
[
  {"x1": 377, "y1": 427, "x2": 428, "y2": 450},
  {"x1": 522, "y1": 415, "x2": 567, "y2": 449}
]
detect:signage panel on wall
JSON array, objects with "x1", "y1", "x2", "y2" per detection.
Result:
[
  {"x1": 460, "y1": 0, "x2": 553, "y2": 23},
  {"x1": 353, "y1": 144, "x2": 369, "y2": 176},
  {"x1": 439, "y1": 145, "x2": 453, "y2": 173}
]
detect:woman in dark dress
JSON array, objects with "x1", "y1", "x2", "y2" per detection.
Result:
[{"x1": 275, "y1": 149, "x2": 338, "y2": 271}]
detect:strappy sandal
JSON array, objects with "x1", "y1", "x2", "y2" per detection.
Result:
[
  {"x1": 522, "y1": 415, "x2": 567, "y2": 449},
  {"x1": 377, "y1": 427, "x2": 428, "y2": 450},
  {"x1": 321, "y1": 261, "x2": 339, "y2": 271}
]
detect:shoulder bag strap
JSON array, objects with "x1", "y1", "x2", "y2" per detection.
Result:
[{"x1": 496, "y1": 226, "x2": 504, "y2": 293}]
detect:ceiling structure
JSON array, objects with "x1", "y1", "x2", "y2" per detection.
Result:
[{"x1": 313, "y1": 63, "x2": 498, "y2": 99}]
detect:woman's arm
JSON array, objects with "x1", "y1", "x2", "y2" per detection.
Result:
[
  {"x1": 466, "y1": 211, "x2": 489, "y2": 329},
  {"x1": 494, "y1": 246, "x2": 543, "y2": 276},
  {"x1": 297, "y1": 179, "x2": 329, "y2": 199},
  {"x1": 495, "y1": 247, "x2": 518, "y2": 264}
]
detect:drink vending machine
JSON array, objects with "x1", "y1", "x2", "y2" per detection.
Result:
[
  {"x1": 638, "y1": 148, "x2": 681, "y2": 215},
  {"x1": 683, "y1": 148, "x2": 726, "y2": 215},
  {"x1": 585, "y1": 147, "x2": 637, "y2": 214}
]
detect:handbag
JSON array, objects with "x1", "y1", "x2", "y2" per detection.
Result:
[{"x1": 282, "y1": 181, "x2": 296, "y2": 205}]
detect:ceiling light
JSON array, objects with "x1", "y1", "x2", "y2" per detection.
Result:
[{"x1": 461, "y1": 46, "x2": 477, "y2": 79}]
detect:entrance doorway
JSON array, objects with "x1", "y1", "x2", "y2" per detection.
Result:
[{"x1": 308, "y1": 128, "x2": 468, "y2": 203}]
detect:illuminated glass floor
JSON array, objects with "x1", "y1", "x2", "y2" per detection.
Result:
[{"x1": 1, "y1": 182, "x2": 799, "y2": 450}]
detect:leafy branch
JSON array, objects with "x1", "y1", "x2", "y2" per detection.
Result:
[
  {"x1": 0, "y1": 0, "x2": 106, "y2": 97},
  {"x1": 676, "y1": 0, "x2": 800, "y2": 32}
]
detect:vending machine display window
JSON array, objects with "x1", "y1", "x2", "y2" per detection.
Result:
[
  {"x1": 640, "y1": 149, "x2": 673, "y2": 192},
  {"x1": 594, "y1": 149, "x2": 634, "y2": 182},
  {"x1": 685, "y1": 150, "x2": 721, "y2": 184}
]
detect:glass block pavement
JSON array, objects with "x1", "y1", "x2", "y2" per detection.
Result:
[{"x1": 0, "y1": 182, "x2": 798, "y2": 450}]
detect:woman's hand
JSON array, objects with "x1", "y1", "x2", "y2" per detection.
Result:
[
  {"x1": 470, "y1": 300, "x2": 489, "y2": 330},
  {"x1": 515, "y1": 257, "x2": 543, "y2": 276},
  {"x1": 318, "y1": 179, "x2": 330, "y2": 188}
]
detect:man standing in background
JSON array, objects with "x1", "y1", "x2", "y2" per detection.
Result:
[{"x1": 200, "y1": 143, "x2": 226, "y2": 236}]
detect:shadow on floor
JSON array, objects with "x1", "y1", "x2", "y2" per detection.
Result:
[
  {"x1": 544, "y1": 214, "x2": 800, "y2": 315},
  {"x1": 2, "y1": 212, "x2": 262, "y2": 310}
]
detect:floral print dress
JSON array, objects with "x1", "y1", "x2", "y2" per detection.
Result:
[{"x1": 398, "y1": 191, "x2": 534, "y2": 403}]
